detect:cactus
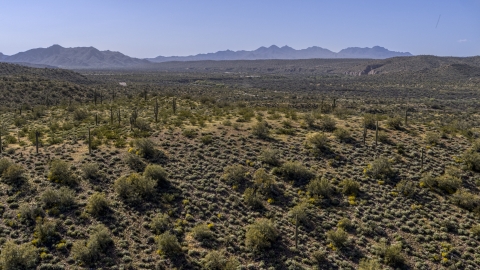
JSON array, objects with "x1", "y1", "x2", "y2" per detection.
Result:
[
  {"x1": 173, "y1": 98, "x2": 177, "y2": 115},
  {"x1": 154, "y1": 98, "x2": 159, "y2": 123}
]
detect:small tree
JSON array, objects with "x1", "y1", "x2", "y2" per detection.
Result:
[
  {"x1": 245, "y1": 219, "x2": 278, "y2": 252},
  {"x1": 156, "y1": 231, "x2": 182, "y2": 257},
  {"x1": 86, "y1": 192, "x2": 110, "y2": 216},
  {"x1": 252, "y1": 121, "x2": 270, "y2": 139},
  {"x1": 0, "y1": 241, "x2": 38, "y2": 269}
]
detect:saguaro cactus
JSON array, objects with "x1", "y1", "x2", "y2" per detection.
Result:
[{"x1": 154, "y1": 98, "x2": 159, "y2": 123}]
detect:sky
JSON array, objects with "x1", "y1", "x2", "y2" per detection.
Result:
[{"x1": 0, "y1": 1, "x2": 479, "y2": 58}]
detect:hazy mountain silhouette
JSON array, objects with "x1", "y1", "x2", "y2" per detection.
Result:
[{"x1": 148, "y1": 45, "x2": 412, "y2": 62}]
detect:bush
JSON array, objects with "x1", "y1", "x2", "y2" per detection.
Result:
[
  {"x1": 252, "y1": 121, "x2": 270, "y2": 139},
  {"x1": 18, "y1": 204, "x2": 44, "y2": 225},
  {"x1": 288, "y1": 202, "x2": 309, "y2": 224},
  {"x1": 124, "y1": 153, "x2": 146, "y2": 172},
  {"x1": 202, "y1": 250, "x2": 226, "y2": 270},
  {"x1": 41, "y1": 187, "x2": 75, "y2": 212},
  {"x1": 243, "y1": 188, "x2": 263, "y2": 209},
  {"x1": 114, "y1": 173, "x2": 156, "y2": 202},
  {"x1": 358, "y1": 258, "x2": 382, "y2": 270},
  {"x1": 420, "y1": 173, "x2": 436, "y2": 189},
  {"x1": 81, "y1": 163, "x2": 100, "y2": 180},
  {"x1": 364, "y1": 157, "x2": 394, "y2": 179},
  {"x1": 0, "y1": 158, "x2": 12, "y2": 175},
  {"x1": 425, "y1": 132, "x2": 440, "y2": 146},
  {"x1": 0, "y1": 241, "x2": 37, "y2": 269},
  {"x1": 373, "y1": 238, "x2": 404, "y2": 266},
  {"x1": 48, "y1": 160, "x2": 77, "y2": 186},
  {"x1": 253, "y1": 168, "x2": 275, "y2": 194},
  {"x1": 377, "y1": 131, "x2": 390, "y2": 144},
  {"x1": 2, "y1": 164, "x2": 26, "y2": 185},
  {"x1": 143, "y1": 164, "x2": 168, "y2": 185},
  {"x1": 307, "y1": 132, "x2": 330, "y2": 154},
  {"x1": 319, "y1": 116, "x2": 336, "y2": 132},
  {"x1": 326, "y1": 228, "x2": 348, "y2": 248},
  {"x1": 150, "y1": 213, "x2": 170, "y2": 234},
  {"x1": 73, "y1": 108, "x2": 89, "y2": 121},
  {"x1": 221, "y1": 165, "x2": 248, "y2": 186},
  {"x1": 192, "y1": 224, "x2": 213, "y2": 242},
  {"x1": 386, "y1": 116, "x2": 403, "y2": 130},
  {"x1": 245, "y1": 218, "x2": 278, "y2": 251},
  {"x1": 307, "y1": 177, "x2": 334, "y2": 198},
  {"x1": 463, "y1": 151, "x2": 480, "y2": 172},
  {"x1": 395, "y1": 180, "x2": 416, "y2": 197},
  {"x1": 134, "y1": 138, "x2": 159, "y2": 159},
  {"x1": 333, "y1": 128, "x2": 351, "y2": 142},
  {"x1": 86, "y1": 192, "x2": 109, "y2": 216},
  {"x1": 201, "y1": 135, "x2": 213, "y2": 145},
  {"x1": 71, "y1": 224, "x2": 113, "y2": 265},
  {"x1": 156, "y1": 231, "x2": 182, "y2": 257},
  {"x1": 471, "y1": 224, "x2": 480, "y2": 237},
  {"x1": 363, "y1": 114, "x2": 376, "y2": 129},
  {"x1": 259, "y1": 148, "x2": 281, "y2": 166},
  {"x1": 340, "y1": 179, "x2": 360, "y2": 196},
  {"x1": 34, "y1": 218, "x2": 59, "y2": 246},
  {"x1": 451, "y1": 189, "x2": 480, "y2": 211},
  {"x1": 437, "y1": 172, "x2": 462, "y2": 194},
  {"x1": 275, "y1": 161, "x2": 315, "y2": 185},
  {"x1": 311, "y1": 250, "x2": 327, "y2": 264},
  {"x1": 304, "y1": 113, "x2": 315, "y2": 127}
]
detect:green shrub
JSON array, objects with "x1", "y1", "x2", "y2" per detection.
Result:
[
  {"x1": 307, "y1": 177, "x2": 334, "y2": 198},
  {"x1": 395, "y1": 180, "x2": 416, "y2": 197},
  {"x1": 243, "y1": 188, "x2": 263, "y2": 209},
  {"x1": 245, "y1": 218, "x2": 278, "y2": 251},
  {"x1": 364, "y1": 157, "x2": 394, "y2": 179},
  {"x1": 334, "y1": 128, "x2": 351, "y2": 142},
  {"x1": 202, "y1": 250, "x2": 226, "y2": 270},
  {"x1": 420, "y1": 173, "x2": 436, "y2": 189},
  {"x1": 0, "y1": 158, "x2": 12, "y2": 175},
  {"x1": 386, "y1": 116, "x2": 403, "y2": 130},
  {"x1": 0, "y1": 241, "x2": 37, "y2": 269},
  {"x1": 337, "y1": 218, "x2": 353, "y2": 230},
  {"x1": 150, "y1": 213, "x2": 170, "y2": 234},
  {"x1": 288, "y1": 202, "x2": 309, "y2": 224},
  {"x1": 319, "y1": 116, "x2": 336, "y2": 132},
  {"x1": 373, "y1": 238, "x2": 404, "y2": 266},
  {"x1": 86, "y1": 192, "x2": 110, "y2": 216},
  {"x1": 253, "y1": 168, "x2": 275, "y2": 194},
  {"x1": 48, "y1": 160, "x2": 77, "y2": 186},
  {"x1": 124, "y1": 153, "x2": 146, "y2": 172},
  {"x1": 307, "y1": 132, "x2": 330, "y2": 154},
  {"x1": 143, "y1": 164, "x2": 168, "y2": 185},
  {"x1": 463, "y1": 151, "x2": 480, "y2": 172},
  {"x1": 358, "y1": 258, "x2": 382, "y2": 270},
  {"x1": 340, "y1": 179, "x2": 360, "y2": 196},
  {"x1": 71, "y1": 224, "x2": 113, "y2": 265},
  {"x1": 41, "y1": 187, "x2": 75, "y2": 212},
  {"x1": 275, "y1": 161, "x2": 315, "y2": 185},
  {"x1": 192, "y1": 224, "x2": 213, "y2": 242},
  {"x1": 81, "y1": 163, "x2": 100, "y2": 180},
  {"x1": 114, "y1": 173, "x2": 156, "y2": 202},
  {"x1": 259, "y1": 148, "x2": 281, "y2": 166},
  {"x1": 252, "y1": 121, "x2": 270, "y2": 139},
  {"x1": 472, "y1": 139, "x2": 480, "y2": 152},
  {"x1": 201, "y1": 135, "x2": 213, "y2": 145},
  {"x1": 437, "y1": 172, "x2": 462, "y2": 194},
  {"x1": 303, "y1": 113, "x2": 316, "y2": 127},
  {"x1": 2, "y1": 164, "x2": 26, "y2": 185},
  {"x1": 425, "y1": 132, "x2": 440, "y2": 146},
  {"x1": 470, "y1": 224, "x2": 480, "y2": 237},
  {"x1": 156, "y1": 231, "x2": 182, "y2": 257},
  {"x1": 451, "y1": 189, "x2": 480, "y2": 211},
  {"x1": 18, "y1": 204, "x2": 44, "y2": 225},
  {"x1": 73, "y1": 108, "x2": 89, "y2": 121},
  {"x1": 182, "y1": 129, "x2": 197, "y2": 138},
  {"x1": 134, "y1": 138, "x2": 159, "y2": 159},
  {"x1": 221, "y1": 165, "x2": 248, "y2": 186},
  {"x1": 34, "y1": 218, "x2": 59, "y2": 246},
  {"x1": 311, "y1": 250, "x2": 327, "y2": 264},
  {"x1": 326, "y1": 228, "x2": 348, "y2": 248},
  {"x1": 363, "y1": 114, "x2": 376, "y2": 129},
  {"x1": 377, "y1": 131, "x2": 390, "y2": 144}
]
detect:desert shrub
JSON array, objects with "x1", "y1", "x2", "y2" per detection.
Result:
[
  {"x1": 334, "y1": 127, "x2": 352, "y2": 142},
  {"x1": 0, "y1": 158, "x2": 12, "y2": 174},
  {"x1": 326, "y1": 228, "x2": 348, "y2": 248},
  {"x1": 340, "y1": 179, "x2": 360, "y2": 196},
  {"x1": 319, "y1": 115, "x2": 336, "y2": 132},
  {"x1": 86, "y1": 192, "x2": 109, "y2": 216},
  {"x1": 34, "y1": 218, "x2": 59, "y2": 246},
  {"x1": 437, "y1": 172, "x2": 462, "y2": 194},
  {"x1": 48, "y1": 160, "x2": 77, "y2": 186},
  {"x1": 303, "y1": 113, "x2": 315, "y2": 127},
  {"x1": 377, "y1": 131, "x2": 390, "y2": 143},
  {"x1": 311, "y1": 250, "x2": 327, "y2": 264},
  {"x1": 18, "y1": 204, "x2": 44, "y2": 225},
  {"x1": 275, "y1": 161, "x2": 315, "y2": 185},
  {"x1": 425, "y1": 132, "x2": 440, "y2": 146},
  {"x1": 150, "y1": 213, "x2": 170, "y2": 234},
  {"x1": 395, "y1": 180, "x2": 416, "y2": 197},
  {"x1": 245, "y1": 219, "x2": 278, "y2": 252},
  {"x1": 307, "y1": 132, "x2": 330, "y2": 154},
  {"x1": 307, "y1": 177, "x2": 334, "y2": 198},
  {"x1": 71, "y1": 224, "x2": 113, "y2": 264},
  {"x1": 463, "y1": 151, "x2": 480, "y2": 172},
  {"x1": 451, "y1": 189, "x2": 480, "y2": 211},
  {"x1": 81, "y1": 163, "x2": 100, "y2": 180},
  {"x1": 134, "y1": 138, "x2": 159, "y2": 159},
  {"x1": 73, "y1": 108, "x2": 89, "y2": 121},
  {"x1": 192, "y1": 224, "x2": 213, "y2": 242},
  {"x1": 143, "y1": 164, "x2": 168, "y2": 185},
  {"x1": 364, "y1": 157, "x2": 394, "y2": 179},
  {"x1": 2, "y1": 164, "x2": 26, "y2": 185},
  {"x1": 134, "y1": 118, "x2": 151, "y2": 132},
  {"x1": 182, "y1": 129, "x2": 197, "y2": 138},
  {"x1": 470, "y1": 224, "x2": 480, "y2": 236},
  {"x1": 41, "y1": 187, "x2": 75, "y2": 212},
  {"x1": 243, "y1": 188, "x2": 263, "y2": 209},
  {"x1": 386, "y1": 116, "x2": 403, "y2": 130},
  {"x1": 124, "y1": 153, "x2": 146, "y2": 172},
  {"x1": 201, "y1": 135, "x2": 213, "y2": 145},
  {"x1": 363, "y1": 114, "x2": 376, "y2": 129},
  {"x1": 472, "y1": 139, "x2": 480, "y2": 152},
  {"x1": 0, "y1": 241, "x2": 37, "y2": 269},
  {"x1": 253, "y1": 168, "x2": 275, "y2": 194},
  {"x1": 420, "y1": 173, "x2": 436, "y2": 189},
  {"x1": 114, "y1": 173, "x2": 156, "y2": 202},
  {"x1": 373, "y1": 238, "x2": 404, "y2": 266},
  {"x1": 358, "y1": 258, "x2": 382, "y2": 270},
  {"x1": 156, "y1": 231, "x2": 182, "y2": 257},
  {"x1": 221, "y1": 164, "x2": 248, "y2": 186},
  {"x1": 337, "y1": 218, "x2": 353, "y2": 230},
  {"x1": 259, "y1": 148, "x2": 281, "y2": 166},
  {"x1": 202, "y1": 250, "x2": 226, "y2": 270},
  {"x1": 288, "y1": 202, "x2": 309, "y2": 224},
  {"x1": 252, "y1": 121, "x2": 270, "y2": 139}
]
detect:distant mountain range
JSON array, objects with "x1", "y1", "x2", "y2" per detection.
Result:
[
  {"x1": 147, "y1": 45, "x2": 412, "y2": 63},
  {"x1": 0, "y1": 45, "x2": 412, "y2": 69}
]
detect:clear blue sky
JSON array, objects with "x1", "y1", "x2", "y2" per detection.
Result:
[{"x1": 0, "y1": 1, "x2": 478, "y2": 58}]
